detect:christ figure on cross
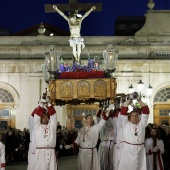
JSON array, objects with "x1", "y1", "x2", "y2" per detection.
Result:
[{"x1": 53, "y1": 5, "x2": 96, "y2": 63}]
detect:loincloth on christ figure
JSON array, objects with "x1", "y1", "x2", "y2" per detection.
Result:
[{"x1": 69, "y1": 37, "x2": 85, "y2": 49}]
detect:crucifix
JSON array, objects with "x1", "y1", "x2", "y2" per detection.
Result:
[
  {"x1": 45, "y1": 0, "x2": 102, "y2": 64},
  {"x1": 45, "y1": 0, "x2": 102, "y2": 13}
]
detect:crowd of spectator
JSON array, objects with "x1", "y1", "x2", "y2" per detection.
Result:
[
  {"x1": 0, "y1": 122, "x2": 79, "y2": 166},
  {"x1": 56, "y1": 122, "x2": 78, "y2": 157},
  {"x1": 0, "y1": 126, "x2": 30, "y2": 166}
]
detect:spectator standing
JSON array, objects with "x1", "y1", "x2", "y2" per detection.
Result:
[
  {"x1": 57, "y1": 122, "x2": 62, "y2": 131},
  {"x1": 145, "y1": 128, "x2": 164, "y2": 170},
  {"x1": 164, "y1": 126, "x2": 170, "y2": 169},
  {"x1": 5, "y1": 130, "x2": 17, "y2": 165}
]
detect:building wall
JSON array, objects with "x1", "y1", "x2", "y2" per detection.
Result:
[
  {"x1": 0, "y1": 60, "x2": 44, "y2": 130},
  {"x1": 0, "y1": 59, "x2": 170, "y2": 129},
  {"x1": 116, "y1": 59, "x2": 170, "y2": 123}
]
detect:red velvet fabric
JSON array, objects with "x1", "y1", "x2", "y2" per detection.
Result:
[
  {"x1": 31, "y1": 108, "x2": 37, "y2": 117},
  {"x1": 35, "y1": 106, "x2": 46, "y2": 117},
  {"x1": 47, "y1": 105, "x2": 56, "y2": 116},
  {"x1": 1, "y1": 163, "x2": 6, "y2": 167},
  {"x1": 96, "y1": 109, "x2": 102, "y2": 117}
]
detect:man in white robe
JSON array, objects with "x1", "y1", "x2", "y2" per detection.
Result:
[
  {"x1": 27, "y1": 108, "x2": 36, "y2": 170},
  {"x1": 145, "y1": 127, "x2": 164, "y2": 170},
  {"x1": 0, "y1": 135, "x2": 5, "y2": 170},
  {"x1": 118, "y1": 93, "x2": 149, "y2": 170},
  {"x1": 113, "y1": 110, "x2": 122, "y2": 170},
  {"x1": 97, "y1": 109, "x2": 115, "y2": 170},
  {"x1": 74, "y1": 109, "x2": 110, "y2": 170},
  {"x1": 34, "y1": 98, "x2": 57, "y2": 170}
]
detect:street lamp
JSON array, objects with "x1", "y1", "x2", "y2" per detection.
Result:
[
  {"x1": 103, "y1": 44, "x2": 118, "y2": 76},
  {"x1": 137, "y1": 80, "x2": 144, "y2": 97},
  {"x1": 137, "y1": 80, "x2": 144, "y2": 92},
  {"x1": 42, "y1": 45, "x2": 60, "y2": 81},
  {"x1": 147, "y1": 84, "x2": 153, "y2": 96},
  {"x1": 42, "y1": 53, "x2": 50, "y2": 83},
  {"x1": 147, "y1": 69, "x2": 153, "y2": 97},
  {"x1": 129, "y1": 84, "x2": 134, "y2": 93},
  {"x1": 129, "y1": 79, "x2": 153, "y2": 98},
  {"x1": 48, "y1": 45, "x2": 60, "y2": 76}
]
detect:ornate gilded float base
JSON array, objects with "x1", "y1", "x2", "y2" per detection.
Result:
[{"x1": 48, "y1": 78, "x2": 116, "y2": 106}]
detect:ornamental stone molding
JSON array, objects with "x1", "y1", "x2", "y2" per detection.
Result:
[{"x1": 135, "y1": 10, "x2": 170, "y2": 42}]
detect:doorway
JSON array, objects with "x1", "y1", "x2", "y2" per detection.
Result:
[{"x1": 153, "y1": 104, "x2": 170, "y2": 125}]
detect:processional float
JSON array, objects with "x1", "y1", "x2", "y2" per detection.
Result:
[{"x1": 42, "y1": 0, "x2": 118, "y2": 107}]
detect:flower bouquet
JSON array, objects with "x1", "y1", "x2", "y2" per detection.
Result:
[{"x1": 58, "y1": 58, "x2": 107, "y2": 79}]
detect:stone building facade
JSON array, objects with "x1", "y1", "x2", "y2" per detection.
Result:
[{"x1": 1, "y1": 7, "x2": 170, "y2": 130}]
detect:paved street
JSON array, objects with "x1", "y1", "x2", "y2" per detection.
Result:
[{"x1": 6, "y1": 156, "x2": 77, "y2": 170}]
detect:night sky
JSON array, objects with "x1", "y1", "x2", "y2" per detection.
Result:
[{"x1": 0, "y1": 0, "x2": 169, "y2": 36}]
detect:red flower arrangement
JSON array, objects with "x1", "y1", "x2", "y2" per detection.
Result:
[{"x1": 59, "y1": 70, "x2": 105, "y2": 79}]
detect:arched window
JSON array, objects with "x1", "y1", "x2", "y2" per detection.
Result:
[
  {"x1": 0, "y1": 84, "x2": 18, "y2": 129},
  {"x1": 153, "y1": 87, "x2": 170, "y2": 103},
  {"x1": 0, "y1": 88, "x2": 15, "y2": 118},
  {"x1": 0, "y1": 88, "x2": 14, "y2": 103}
]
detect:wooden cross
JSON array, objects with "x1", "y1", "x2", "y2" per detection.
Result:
[{"x1": 45, "y1": 0, "x2": 102, "y2": 13}]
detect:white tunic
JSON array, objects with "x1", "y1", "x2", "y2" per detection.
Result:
[
  {"x1": 145, "y1": 138, "x2": 164, "y2": 170},
  {"x1": 29, "y1": 114, "x2": 34, "y2": 140},
  {"x1": 27, "y1": 129, "x2": 36, "y2": 170},
  {"x1": 75, "y1": 119, "x2": 107, "y2": 170},
  {"x1": 113, "y1": 113, "x2": 122, "y2": 170},
  {"x1": 118, "y1": 106, "x2": 149, "y2": 170},
  {"x1": 27, "y1": 114, "x2": 36, "y2": 170},
  {"x1": 98, "y1": 117, "x2": 115, "y2": 170},
  {"x1": 34, "y1": 108, "x2": 57, "y2": 170},
  {"x1": 0, "y1": 142, "x2": 5, "y2": 170}
]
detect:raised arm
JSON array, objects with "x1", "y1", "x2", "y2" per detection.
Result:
[
  {"x1": 53, "y1": 5, "x2": 69, "y2": 21},
  {"x1": 47, "y1": 104, "x2": 57, "y2": 129},
  {"x1": 96, "y1": 109, "x2": 102, "y2": 123},
  {"x1": 121, "y1": 98, "x2": 132, "y2": 116},
  {"x1": 74, "y1": 130, "x2": 80, "y2": 146},
  {"x1": 95, "y1": 108, "x2": 110, "y2": 131},
  {"x1": 81, "y1": 6, "x2": 96, "y2": 21},
  {"x1": 34, "y1": 106, "x2": 45, "y2": 128},
  {"x1": 29, "y1": 108, "x2": 37, "y2": 136},
  {"x1": 138, "y1": 99, "x2": 150, "y2": 126},
  {"x1": 120, "y1": 98, "x2": 131, "y2": 126}
]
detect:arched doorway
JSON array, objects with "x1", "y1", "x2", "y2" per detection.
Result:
[
  {"x1": 153, "y1": 87, "x2": 170, "y2": 125},
  {"x1": 0, "y1": 82, "x2": 19, "y2": 131}
]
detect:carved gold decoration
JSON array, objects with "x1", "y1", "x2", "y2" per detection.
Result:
[
  {"x1": 78, "y1": 80, "x2": 90, "y2": 97},
  {"x1": 94, "y1": 80, "x2": 106, "y2": 97},
  {"x1": 49, "y1": 77, "x2": 116, "y2": 105},
  {"x1": 60, "y1": 81, "x2": 73, "y2": 97}
]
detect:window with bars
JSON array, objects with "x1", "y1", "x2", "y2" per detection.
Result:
[
  {"x1": 154, "y1": 87, "x2": 170, "y2": 103},
  {"x1": 0, "y1": 88, "x2": 14, "y2": 103},
  {"x1": 75, "y1": 120, "x2": 82, "y2": 129},
  {"x1": 159, "y1": 110, "x2": 170, "y2": 116},
  {"x1": 73, "y1": 109, "x2": 97, "y2": 117},
  {"x1": 0, "y1": 110, "x2": 10, "y2": 117}
]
